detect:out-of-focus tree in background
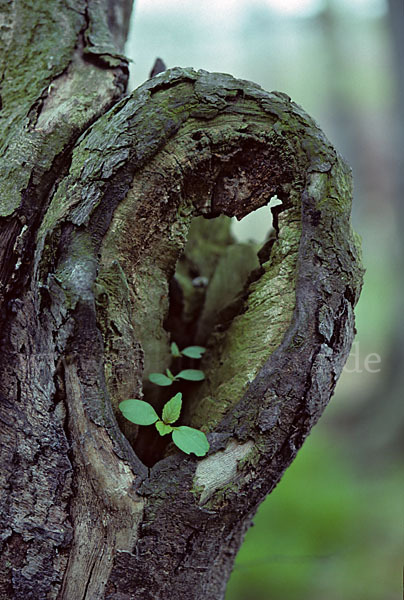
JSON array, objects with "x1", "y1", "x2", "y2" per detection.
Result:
[{"x1": 125, "y1": 1, "x2": 402, "y2": 598}]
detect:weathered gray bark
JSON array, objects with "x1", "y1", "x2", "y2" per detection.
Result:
[{"x1": 0, "y1": 2, "x2": 363, "y2": 599}]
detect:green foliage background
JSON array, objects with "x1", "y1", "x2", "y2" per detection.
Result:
[{"x1": 226, "y1": 427, "x2": 401, "y2": 600}]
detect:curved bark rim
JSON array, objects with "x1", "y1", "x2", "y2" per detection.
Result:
[
  {"x1": 36, "y1": 68, "x2": 363, "y2": 487},
  {"x1": 22, "y1": 67, "x2": 364, "y2": 597}
]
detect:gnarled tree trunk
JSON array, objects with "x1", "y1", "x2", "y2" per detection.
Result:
[{"x1": 0, "y1": 2, "x2": 363, "y2": 598}]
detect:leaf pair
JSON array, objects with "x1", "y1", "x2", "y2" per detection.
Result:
[
  {"x1": 119, "y1": 395, "x2": 209, "y2": 457},
  {"x1": 149, "y1": 368, "x2": 205, "y2": 387},
  {"x1": 170, "y1": 342, "x2": 206, "y2": 359}
]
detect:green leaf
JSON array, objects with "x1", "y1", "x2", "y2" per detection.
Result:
[
  {"x1": 119, "y1": 399, "x2": 159, "y2": 425},
  {"x1": 149, "y1": 373, "x2": 173, "y2": 386},
  {"x1": 155, "y1": 421, "x2": 174, "y2": 436},
  {"x1": 176, "y1": 369, "x2": 205, "y2": 382},
  {"x1": 172, "y1": 426, "x2": 210, "y2": 456},
  {"x1": 165, "y1": 368, "x2": 175, "y2": 380},
  {"x1": 170, "y1": 342, "x2": 181, "y2": 358},
  {"x1": 181, "y1": 346, "x2": 206, "y2": 359},
  {"x1": 162, "y1": 392, "x2": 182, "y2": 424}
]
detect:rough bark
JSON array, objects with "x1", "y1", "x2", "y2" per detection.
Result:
[{"x1": 0, "y1": 2, "x2": 363, "y2": 599}]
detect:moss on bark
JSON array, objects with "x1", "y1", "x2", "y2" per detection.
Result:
[{"x1": 0, "y1": 17, "x2": 363, "y2": 593}]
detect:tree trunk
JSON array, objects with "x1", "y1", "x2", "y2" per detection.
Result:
[{"x1": 0, "y1": 2, "x2": 363, "y2": 598}]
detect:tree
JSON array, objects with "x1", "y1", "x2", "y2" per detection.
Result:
[{"x1": 0, "y1": 2, "x2": 363, "y2": 598}]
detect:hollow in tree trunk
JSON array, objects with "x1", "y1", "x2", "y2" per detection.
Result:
[{"x1": 0, "y1": 2, "x2": 363, "y2": 598}]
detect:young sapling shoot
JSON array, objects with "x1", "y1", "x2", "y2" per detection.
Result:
[
  {"x1": 148, "y1": 369, "x2": 205, "y2": 386},
  {"x1": 170, "y1": 342, "x2": 206, "y2": 360},
  {"x1": 121, "y1": 343, "x2": 209, "y2": 456},
  {"x1": 148, "y1": 345, "x2": 206, "y2": 386},
  {"x1": 119, "y1": 392, "x2": 209, "y2": 457}
]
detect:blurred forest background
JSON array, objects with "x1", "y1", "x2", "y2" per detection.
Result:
[{"x1": 125, "y1": 1, "x2": 402, "y2": 598}]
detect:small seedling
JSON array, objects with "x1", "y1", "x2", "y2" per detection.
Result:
[
  {"x1": 149, "y1": 344, "x2": 206, "y2": 387},
  {"x1": 121, "y1": 342, "x2": 209, "y2": 457},
  {"x1": 170, "y1": 342, "x2": 206, "y2": 360},
  {"x1": 119, "y1": 393, "x2": 209, "y2": 457},
  {"x1": 148, "y1": 369, "x2": 205, "y2": 386}
]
